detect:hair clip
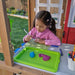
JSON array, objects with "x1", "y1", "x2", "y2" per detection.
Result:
[{"x1": 47, "y1": 19, "x2": 49, "y2": 22}]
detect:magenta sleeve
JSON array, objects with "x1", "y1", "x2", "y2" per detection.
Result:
[
  {"x1": 45, "y1": 33, "x2": 61, "y2": 46},
  {"x1": 23, "y1": 27, "x2": 35, "y2": 42}
]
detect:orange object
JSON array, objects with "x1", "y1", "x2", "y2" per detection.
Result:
[
  {"x1": 69, "y1": 51, "x2": 72, "y2": 54},
  {"x1": 74, "y1": 58, "x2": 75, "y2": 61},
  {"x1": 72, "y1": 52, "x2": 75, "y2": 56}
]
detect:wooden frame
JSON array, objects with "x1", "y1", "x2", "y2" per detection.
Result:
[
  {"x1": 62, "y1": 0, "x2": 71, "y2": 43},
  {"x1": 0, "y1": 43, "x2": 3, "y2": 53},
  {"x1": 28, "y1": 0, "x2": 35, "y2": 31},
  {"x1": 0, "y1": 0, "x2": 68, "y2": 75},
  {"x1": 28, "y1": 0, "x2": 67, "y2": 40}
]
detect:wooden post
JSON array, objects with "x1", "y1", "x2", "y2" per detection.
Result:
[
  {"x1": 0, "y1": 0, "x2": 13, "y2": 75},
  {"x1": 56, "y1": 0, "x2": 67, "y2": 40},
  {"x1": 28, "y1": 0, "x2": 31, "y2": 31},
  {"x1": 28, "y1": 0, "x2": 35, "y2": 31},
  {"x1": 62, "y1": 0, "x2": 71, "y2": 43},
  {"x1": 0, "y1": 42, "x2": 3, "y2": 53}
]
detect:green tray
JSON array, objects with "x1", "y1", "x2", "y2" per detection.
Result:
[{"x1": 14, "y1": 47, "x2": 60, "y2": 72}]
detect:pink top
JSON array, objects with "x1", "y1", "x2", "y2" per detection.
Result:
[{"x1": 23, "y1": 27, "x2": 61, "y2": 45}]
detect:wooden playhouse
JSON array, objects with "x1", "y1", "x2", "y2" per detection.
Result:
[{"x1": 0, "y1": 0, "x2": 75, "y2": 75}]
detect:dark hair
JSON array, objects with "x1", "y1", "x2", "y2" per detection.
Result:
[{"x1": 33, "y1": 10, "x2": 56, "y2": 35}]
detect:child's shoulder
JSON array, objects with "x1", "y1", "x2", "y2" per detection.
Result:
[
  {"x1": 47, "y1": 29, "x2": 55, "y2": 35},
  {"x1": 47, "y1": 28, "x2": 53, "y2": 33},
  {"x1": 31, "y1": 27, "x2": 37, "y2": 32}
]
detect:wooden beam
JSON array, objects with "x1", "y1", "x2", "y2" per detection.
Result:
[
  {"x1": 0, "y1": 0, "x2": 13, "y2": 66},
  {"x1": 0, "y1": 69, "x2": 3, "y2": 75},
  {"x1": 56, "y1": 0, "x2": 67, "y2": 40},
  {"x1": 0, "y1": 61, "x2": 38, "y2": 75},
  {"x1": 28, "y1": 0, "x2": 35, "y2": 31},
  {"x1": 14, "y1": 64, "x2": 54, "y2": 75},
  {"x1": 30, "y1": 0, "x2": 35, "y2": 29},
  {"x1": 28, "y1": 0, "x2": 31, "y2": 31},
  {"x1": 0, "y1": 42, "x2": 3, "y2": 53},
  {"x1": 0, "y1": 0, "x2": 14, "y2": 75},
  {"x1": 62, "y1": 0, "x2": 71, "y2": 43},
  {"x1": 0, "y1": 61, "x2": 54, "y2": 75}
]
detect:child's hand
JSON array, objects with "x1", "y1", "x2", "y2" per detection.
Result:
[
  {"x1": 25, "y1": 35, "x2": 32, "y2": 41},
  {"x1": 35, "y1": 38, "x2": 45, "y2": 44}
]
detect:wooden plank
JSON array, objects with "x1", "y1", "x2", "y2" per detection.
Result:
[
  {"x1": 28, "y1": 0, "x2": 31, "y2": 31},
  {"x1": 0, "y1": 0, "x2": 13, "y2": 75},
  {"x1": 0, "y1": 61, "x2": 13, "y2": 75},
  {"x1": 39, "y1": 0, "x2": 47, "y2": 3},
  {"x1": 0, "y1": 0, "x2": 13, "y2": 66},
  {"x1": 0, "y1": 61, "x2": 54, "y2": 75},
  {"x1": 30, "y1": 0, "x2": 35, "y2": 29},
  {"x1": 51, "y1": 0, "x2": 59, "y2": 3},
  {"x1": 0, "y1": 69, "x2": 3, "y2": 75},
  {"x1": 1, "y1": 70, "x2": 13, "y2": 75},
  {"x1": 28, "y1": 0, "x2": 35, "y2": 31},
  {"x1": 56, "y1": 0, "x2": 67, "y2": 40},
  {"x1": 56, "y1": 29, "x2": 62, "y2": 41},
  {"x1": 14, "y1": 64, "x2": 54, "y2": 75},
  {"x1": 58, "y1": 0, "x2": 67, "y2": 40},
  {"x1": 0, "y1": 61, "x2": 38, "y2": 75},
  {"x1": 0, "y1": 69, "x2": 6, "y2": 75},
  {"x1": 0, "y1": 42, "x2": 3, "y2": 53}
]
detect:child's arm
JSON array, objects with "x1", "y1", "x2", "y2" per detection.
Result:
[
  {"x1": 35, "y1": 31, "x2": 61, "y2": 46},
  {"x1": 23, "y1": 27, "x2": 36, "y2": 42},
  {"x1": 45, "y1": 33, "x2": 61, "y2": 46}
]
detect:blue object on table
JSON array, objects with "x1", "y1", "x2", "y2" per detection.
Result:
[
  {"x1": 51, "y1": 45, "x2": 59, "y2": 47},
  {"x1": 14, "y1": 43, "x2": 25, "y2": 53},
  {"x1": 21, "y1": 43, "x2": 25, "y2": 46},
  {"x1": 59, "y1": 49, "x2": 63, "y2": 56},
  {"x1": 14, "y1": 48, "x2": 20, "y2": 53},
  {"x1": 30, "y1": 52, "x2": 35, "y2": 58}
]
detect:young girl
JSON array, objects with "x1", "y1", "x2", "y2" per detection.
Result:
[{"x1": 23, "y1": 10, "x2": 61, "y2": 45}]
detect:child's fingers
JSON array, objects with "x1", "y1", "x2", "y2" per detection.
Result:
[
  {"x1": 28, "y1": 35, "x2": 32, "y2": 39},
  {"x1": 35, "y1": 39, "x2": 45, "y2": 44},
  {"x1": 30, "y1": 37, "x2": 32, "y2": 39},
  {"x1": 35, "y1": 39, "x2": 40, "y2": 42},
  {"x1": 25, "y1": 35, "x2": 32, "y2": 41}
]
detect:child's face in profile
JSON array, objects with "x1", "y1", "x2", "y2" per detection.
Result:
[{"x1": 35, "y1": 19, "x2": 47, "y2": 32}]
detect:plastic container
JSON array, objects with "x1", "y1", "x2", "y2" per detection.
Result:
[
  {"x1": 68, "y1": 58, "x2": 75, "y2": 71},
  {"x1": 14, "y1": 47, "x2": 60, "y2": 72}
]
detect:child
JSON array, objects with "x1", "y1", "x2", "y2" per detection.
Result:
[{"x1": 23, "y1": 10, "x2": 61, "y2": 45}]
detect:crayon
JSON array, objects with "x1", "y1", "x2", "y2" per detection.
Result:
[
  {"x1": 51, "y1": 45, "x2": 59, "y2": 47},
  {"x1": 59, "y1": 49, "x2": 63, "y2": 56}
]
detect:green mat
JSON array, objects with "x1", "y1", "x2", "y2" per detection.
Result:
[{"x1": 14, "y1": 47, "x2": 60, "y2": 72}]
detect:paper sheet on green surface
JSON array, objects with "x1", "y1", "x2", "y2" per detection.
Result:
[{"x1": 25, "y1": 39, "x2": 50, "y2": 50}]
